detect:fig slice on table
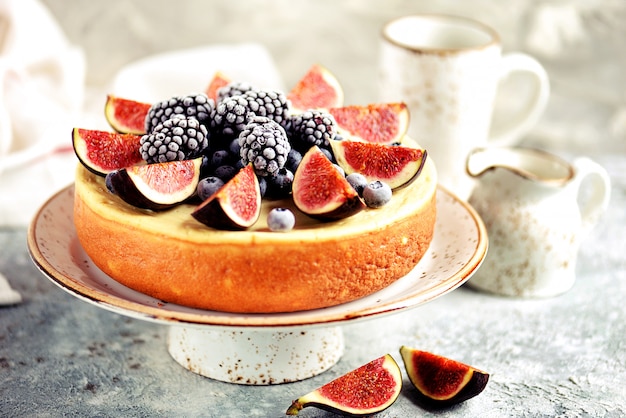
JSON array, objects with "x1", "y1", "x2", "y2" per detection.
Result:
[
  {"x1": 286, "y1": 354, "x2": 402, "y2": 416},
  {"x1": 399, "y1": 346, "x2": 490, "y2": 408},
  {"x1": 287, "y1": 63, "x2": 344, "y2": 112},
  {"x1": 104, "y1": 94, "x2": 151, "y2": 135},
  {"x1": 192, "y1": 164, "x2": 261, "y2": 230},
  {"x1": 330, "y1": 140, "x2": 427, "y2": 189},
  {"x1": 329, "y1": 102, "x2": 409, "y2": 145},
  {"x1": 106, "y1": 158, "x2": 203, "y2": 211},
  {"x1": 72, "y1": 128, "x2": 143, "y2": 176},
  {"x1": 292, "y1": 146, "x2": 365, "y2": 221}
]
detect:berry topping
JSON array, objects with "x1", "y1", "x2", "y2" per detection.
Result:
[
  {"x1": 362, "y1": 180, "x2": 392, "y2": 208},
  {"x1": 197, "y1": 176, "x2": 225, "y2": 201},
  {"x1": 288, "y1": 110, "x2": 337, "y2": 151},
  {"x1": 139, "y1": 116, "x2": 209, "y2": 163},
  {"x1": 145, "y1": 93, "x2": 213, "y2": 134},
  {"x1": 265, "y1": 167, "x2": 294, "y2": 199},
  {"x1": 217, "y1": 81, "x2": 257, "y2": 103},
  {"x1": 210, "y1": 89, "x2": 290, "y2": 138},
  {"x1": 238, "y1": 116, "x2": 291, "y2": 177},
  {"x1": 346, "y1": 172, "x2": 368, "y2": 196},
  {"x1": 267, "y1": 207, "x2": 296, "y2": 232}
]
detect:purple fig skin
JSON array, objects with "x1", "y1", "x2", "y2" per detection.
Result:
[
  {"x1": 106, "y1": 170, "x2": 176, "y2": 211},
  {"x1": 305, "y1": 194, "x2": 365, "y2": 221},
  {"x1": 191, "y1": 197, "x2": 251, "y2": 231},
  {"x1": 411, "y1": 369, "x2": 489, "y2": 409}
]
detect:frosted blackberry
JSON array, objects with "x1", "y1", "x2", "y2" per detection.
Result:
[
  {"x1": 362, "y1": 180, "x2": 392, "y2": 208},
  {"x1": 238, "y1": 116, "x2": 291, "y2": 177},
  {"x1": 140, "y1": 116, "x2": 209, "y2": 163},
  {"x1": 145, "y1": 93, "x2": 213, "y2": 134},
  {"x1": 267, "y1": 208, "x2": 295, "y2": 232},
  {"x1": 210, "y1": 89, "x2": 290, "y2": 138},
  {"x1": 217, "y1": 81, "x2": 257, "y2": 103},
  {"x1": 288, "y1": 110, "x2": 337, "y2": 151}
]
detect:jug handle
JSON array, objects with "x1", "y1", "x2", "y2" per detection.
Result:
[{"x1": 571, "y1": 157, "x2": 611, "y2": 237}]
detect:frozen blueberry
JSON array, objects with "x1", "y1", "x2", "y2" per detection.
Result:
[
  {"x1": 211, "y1": 149, "x2": 231, "y2": 168},
  {"x1": 286, "y1": 148, "x2": 302, "y2": 173},
  {"x1": 362, "y1": 180, "x2": 392, "y2": 208},
  {"x1": 333, "y1": 164, "x2": 345, "y2": 177},
  {"x1": 267, "y1": 207, "x2": 295, "y2": 231},
  {"x1": 105, "y1": 171, "x2": 117, "y2": 194},
  {"x1": 346, "y1": 173, "x2": 368, "y2": 196},
  {"x1": 197, "y1": 176, "x2": 224, "y2": 201},
  {"x1": 213, "y1": 165, "x2": 237, "y2": 182},
  {"x1": 265, "y1": 168, "x2": 294, "y2": 199}
]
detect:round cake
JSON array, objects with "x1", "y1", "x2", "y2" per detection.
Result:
[{"x1": 74, "y1": 158, "x2": 437, "y2": 313}]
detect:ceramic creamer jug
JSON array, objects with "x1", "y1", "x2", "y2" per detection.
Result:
[{"x1": 465, "y1": 147, "x2": 611, "y2": 297}]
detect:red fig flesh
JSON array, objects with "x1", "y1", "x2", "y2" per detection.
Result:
[
  {"x1": 329, "y1": 102, "x2": 409, "y2": 145},
  {"x1": 399, "y1": 346, "x2": 489, "y2": 408},
  {"x1": 286, "y1": 354, "x2": 402, "y2": 416},
  {"x1": 192, "y1": 164, "x2": 261, "y2": 230},
  {"x1": 287, "y1": 64, "x2": 344, "y2": 112},
  {"x1": 107, "y1": 158, "x2": 202, "y2": 211},
  {"x1": 330, "y1": 140, "x2": 427, "y2": 189},
  {"x1": 104, "y1": 95, "x2": 151, "y2": 135},
  {"x1": 72, "y1": 128, "x2": 143, "y2": 176},
  {"x1": 292, "y1": 146, "x2": 365, "y2": 221}
]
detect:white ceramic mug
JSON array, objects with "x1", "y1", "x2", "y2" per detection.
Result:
[
  {"x1": 465, "y1": 147, "x2": 611, "y2": 298},
  {"x1": 379, "y1": 14, "x2": 550, "y2": 200}
]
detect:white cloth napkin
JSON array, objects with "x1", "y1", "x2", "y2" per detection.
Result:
[{"x1": 0, "y1": 0, "x2": 85, "y2": 225}]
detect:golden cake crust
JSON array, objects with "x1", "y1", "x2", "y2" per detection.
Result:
[{"x1": 73, "y1": 158, "x2": 437, "y2": 313}]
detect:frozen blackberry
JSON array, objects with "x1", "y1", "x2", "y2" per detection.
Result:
[
  {"x1": 140, "y1": 116, "x2": 209, "y2": 163},
  {"x1": 210, "y1": 89, "x2": 290, "y2": 138},
  {"x1": 145, "y1": 93, "x2": 213, "y2": 134},
  {"x1": 288, "y1": 110, "x2": 337, "y2": 151},
  {"x1": 238, "y1": 116, "x2": 291, "y2": 177},
  {"x1": 217, "y1": 81, "x2": 257, "y2": 102}
]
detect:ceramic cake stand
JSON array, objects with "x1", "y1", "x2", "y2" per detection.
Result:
[{"x1": 28, "y1": 185, "x2": 487, "y2": 385}]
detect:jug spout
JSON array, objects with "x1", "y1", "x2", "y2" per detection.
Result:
[{"x1": 466, "y1": 147, "x2": 573, "y2": 186}]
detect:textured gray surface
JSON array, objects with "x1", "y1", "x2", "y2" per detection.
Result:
[
  {"x1": 2, "y1": 1, "x2": 626, "y2": 416},
  {"x1": 1, "y1": 158, "x2": 624, "y2": 416}
]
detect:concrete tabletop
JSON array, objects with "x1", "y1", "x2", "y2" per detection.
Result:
[
  {"x1": 1, "y1": 154, "x2": 624, "y2": 416},
  {"x1": 2, "y1": 1, "x2": 626, "y2": 416}
]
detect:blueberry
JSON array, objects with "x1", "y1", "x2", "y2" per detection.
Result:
[
  {"x1": 211, "y1": 149, "x2": 230, "y2": 168},
  {"x1": 265, "y1": 168, "x2": 294, "y2": 199},
  {"x1": 333, "y1": 164, "x2": 345, "y2": 177},
  {"x1": 319, "y1": 147, "x2": 335, "y2": 163},
  {"x1": 258, "y1": 175, "x2": 268, "y2": 198},
  {"x1": 197, "y1": 176, "x2": 224, "y2": 201},
  {"x1": 228, "y1": 138, "x2": 241, "y2": 158},
  {"x1": 105, "y1": 171, "x2": 117, "y2": 194},
  {"x1": 346, "y1": 173, "x2": 368, "y2": 196},
  {"x1": 213, "y1": 165, "x2": 237, "y2": 182},
  {"x1": 286, "y1": 148, "x2": 302, "y2": 173},
  {"x1": 362, "y1": 180, "x2": 392, "y2": 208},
  {"x1": 267, "y1": 207, "x2": 295, "y2": 231}
]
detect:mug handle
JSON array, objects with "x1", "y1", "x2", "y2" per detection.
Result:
[
  {"x1": 488, "y1": 53, "x2": 550, "y2": 147},
  {"x1": 571, "y1": 157, "x2": 611, "y2": 237}
]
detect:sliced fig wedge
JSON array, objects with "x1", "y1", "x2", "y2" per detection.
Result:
[
  {"x1": 292, "y1": 146, "x2": 365, "y2": 221},
  {"x1": 286, "y1": 354, "x2": 402, "y2": 416},
  {"x1": 104, "y1": 95, "x2": 151, "y2": 135},
  {"x1": 107, "y1": 158, "x2": 202, "y2": 211},
  {"x1": 287, "y1": 64, "x2": 344, "y2": 112},
  {"x1": 192, "y1": 164, "x2": 261, "y2": 230},
  {"x1": 330, "y1": 140, "x2": 427, "y2": 189},
  {"x1": 205, "y1": 71, "x2": 231, "y2": 102},
  {"x1": 399, "y1": 346, "x2": 490, "y2": 408},
  {"x1": 329, "y1": 102, "x2": 409, "y2": 145},
  {"x1": 73, "y1": 128, "x2": 143, "y2": 176}
]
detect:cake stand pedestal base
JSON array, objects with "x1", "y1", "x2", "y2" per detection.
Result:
[{"x1": 167, "y1": 325, "x2": 345, "y2": 385}]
